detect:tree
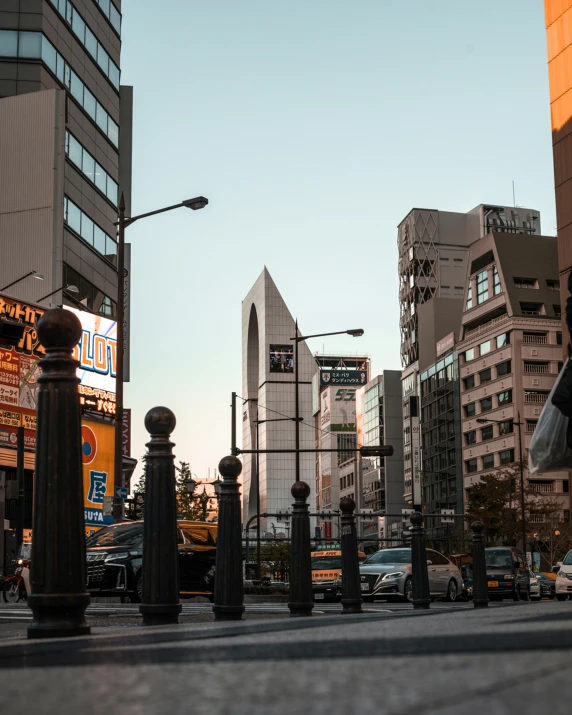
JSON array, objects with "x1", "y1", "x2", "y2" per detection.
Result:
[
  {"x1": 175, "y1": 462, "x2": 213, "y2": 521},
  {"x1": 127, "y1": 454, "x2": 147, "y2": 520},
  {"x1": 259, "y1": 540, "x2": 290, "y2": 581},
  {"x1": 465, "y1": 470, "x2": 515, "y2": 545}
]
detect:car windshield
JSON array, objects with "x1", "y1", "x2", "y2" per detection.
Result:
[
  {"x1": 563, "y1": 550, "x2": 572, "y2": 566},
  {"x1": 363, "y1": 549, "x2": 411, "y2": 565},
  {"x1": 311, "y1": 556, "x2": 341, "y2": 570},
  {"x1": 85, "y1": 523, "x2": 143, "y2": 548},
  {"x1": 485, "y1": 549, "x2": 513, "y2": 569}
]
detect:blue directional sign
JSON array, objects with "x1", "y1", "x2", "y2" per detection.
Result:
[{"x1": 115, "y1": 486, "x2": 129, "y2": 500}]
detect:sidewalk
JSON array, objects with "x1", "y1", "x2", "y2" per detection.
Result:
[{"x1": 1, "y1": 601, "x2": 571, "y2": 714}]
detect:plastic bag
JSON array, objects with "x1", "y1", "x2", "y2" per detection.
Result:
[{"x1": 529, "y1": 360, "x2": 572, "y2": 472}]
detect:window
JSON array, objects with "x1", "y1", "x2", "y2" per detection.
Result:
[
  {"x1": 547, "y1": 279, "x2": 559, "y2": 291},
  {"x1": 65, "y1": 131, "x2": 118, "y2": 206},
  {"x1": 463, "y1": 375, "x2": 475, "y2": 390},
  {"x1": 554, "y1": 304, "x2": 562, "y2": 318},
  {"x1": 498, "y1": 421, "x2": 513, "y2": 436},
  {"x1": 465, "y1": 402, "x2": 476, "y2": 418},
  {"x1": 426, "y1": 550, "x2": 449, "y2": 566},
  {"x1": 0, "y1": 31, "x2": 119, "y2": 147},
  {"x1": 520, "y1": 302, "x2": 544, "y2": 315},
  {"x1": 64, "y1": 196, "x2": 117, "y2": 264},
  {"x1": 498, "y1": 390, "x2": 512, "y2": 406},
  {"x1": 464, "y1": 348, "x2": 476, "y2": 362},
  {"x1": 481, "y1": 425, "x2": 494, "y2": 441},
  {"x1": 557, "y1": 332, "x2": 563, "y2": 346},
  {"x1": 479, "y1": 368, "x2": 492, "y2": 384},
  {"x1": 496, "y1": 332, "x2": 510, "y2": 349},
  {"x1": 493, "y1": 266, "x2": 502, "y2": 295},
  {"x1": 466, "y1": 458, "x2": 478, "y2": 473},
  {"x1": 497, "y1": 360, "x2": 511, "y2": 377},
  {"x1": 482, "y1": 454, "x2": 495, "y2": 470},
  {"x1": 480, "y1": 397, "x2": 493, "y2": 412},
  {"x1": 95, "y1": 0, "x2": 122, "y2": 35},
  {"x1": 514, "y1": 277, "x2": 538, "y2": 289},
  {"x1": 466, "y1": 283, "x2": 473, "y2": 310},
  {"x1": 499, "y1": 449, "x2": 515, "y2": 465},
  {"x1": 465, "y1": 430, "x2": 476, "y2": 445},
  {"x1": 476, "y1": 270, "x2": 489, "y2": 304},
  {"x1": 480, "y1": 340, "x2": 492, "y2": 356},
  {"x1": 63, "y1": 264, "x2": 117, "y2": 318}
]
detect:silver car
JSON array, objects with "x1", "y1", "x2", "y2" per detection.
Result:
[{"x1": 359, "y1": 547, "x2": 464, "y2": 602}]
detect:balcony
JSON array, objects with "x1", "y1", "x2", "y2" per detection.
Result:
[
  {"x1": 464, "y1": 313, "x2": 510, "y2": 340},
  {"x1": 525, "y1": 393, "x2": 548, "y2": 404},
  {"x1": 530, "y1": 482, "x2": 554, "y2": 494},
  {"x1": 523, "y1": 334, "x2": 547, "y2": 345},
  {"x1": 523, "y1": 364, "x2": 549, "y2": 374},
  {"x1": 526, "y1": 423, "x2": 537, "y2": 434}
]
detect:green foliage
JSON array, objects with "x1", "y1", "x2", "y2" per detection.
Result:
[
  {"x1": 259, "y1": 540, "x2": 290, "y2": 580},
  {"x1": 244, "y1": 584, "x2": 289, "y2": 595},
  {"x1": 175, "y1": 461, "x2": 212, "y2": 521}
]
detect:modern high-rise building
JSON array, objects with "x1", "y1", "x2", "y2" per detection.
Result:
[
  {"x1": 544, "y1": 1, "x2": 572, "y2": 330},
  {"x1": 457, "y1": 231, "x2": 570, "y2": 530},
  {"x1": 0, "y1": 0, "x2": 132, "y2": 317},
  {"x1": 357, "y1": 371, "x2": 405, "y2": 544},
  {"x1": 398, "y1": 205, "x2": 541, "y2": 507}
]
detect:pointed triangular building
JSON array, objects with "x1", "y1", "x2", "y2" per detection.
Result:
[{"x1": 242, "y1": 268, "x2": 316, "y2": 536}]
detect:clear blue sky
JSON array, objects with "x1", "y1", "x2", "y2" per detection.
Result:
[{"x1": 121, "y1": 0, "x2": 555, "y2": 482}]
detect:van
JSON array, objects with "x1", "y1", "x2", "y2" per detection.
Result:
[
  {"x1": 485, "y1": 546, "x2": 530, "y2": 601},
  {"x1": 311, "y1": 549, "x2": 366, "y2": 602}
]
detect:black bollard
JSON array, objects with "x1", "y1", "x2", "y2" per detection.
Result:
[
  {"x1": 471, "y1": 520, "x2": 489, "y2": 609},
  {"x1": 340, "y1": 496, "x2": 363, "y2": 614},
  {"x1": 139, "y1": 407, "x2": 182, "y2": 626},
  {"x1": 288, "y1": 481, "x2": 314, "y2": 617},
  {"x1": 410, "y1": 511, "x2": 431, "y2": 610},
  {"x1": 27, "y1": 308, "x2": 90, "y2": 639},
  {"x1": 213, "y1": 456, "x2": 244, "y2": 621}
]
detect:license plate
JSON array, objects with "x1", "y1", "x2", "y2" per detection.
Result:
[
  {"x1": 314, "y1": 593, "x2": 325, "y2": 600},
  {"x1": 488, "y1": 581, "x2": 499, "y2": 587},
  {"x1": 361, "y1": 583, "x2": 370, "y2": 591}
]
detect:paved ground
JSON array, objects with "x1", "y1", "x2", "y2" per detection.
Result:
[{"x1": 0, "y1": 599, "x2": 570, "y2": 714}]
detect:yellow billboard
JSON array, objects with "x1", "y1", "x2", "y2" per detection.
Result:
[{"x1": 82, "y1": 420, "x2": 115, "y2": 536}]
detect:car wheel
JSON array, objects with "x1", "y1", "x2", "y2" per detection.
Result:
[
  {"x1": 404, "y1": 577, "x2": 413, "y2": 603},
  {"x1": 446, "y1": 579, "x2": 458, "y2": 602},
  {"x1": 512, "y1": 586, "x2": 521, "y2": 602},
  {"x1": 557, "y1": 594, "x2": 568, "y2": 601}
]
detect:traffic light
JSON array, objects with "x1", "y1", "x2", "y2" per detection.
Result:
[{"x1": 360, "y1": 445, "x2": 394, "y2": 457}]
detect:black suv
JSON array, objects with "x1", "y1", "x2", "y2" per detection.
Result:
[
  {"x1": 485, "y1": 546, "x2": 530, "y2": 601},
  {"x1": 85, "y1": 520, "x2": 217, "y2": 602}
]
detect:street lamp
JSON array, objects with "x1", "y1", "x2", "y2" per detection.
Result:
[
  {"x1": 185, "y1": 476, "x2": 197, "y2": 496},
  {"x1": 37, "y1": 284, "x2": 79, "y2": 303},
  {"x1": 476, "y1": 415, "x2": 526, "y2": 552},
  {"x1": 113, "y1": 193, "x2": 208, "y2": 521},
  {"x1": 1, "y1": 271, "x2": 44, "y2": 292},
  {"x1": 290, "y1": 325, "x2": 364, "y2": 482}
]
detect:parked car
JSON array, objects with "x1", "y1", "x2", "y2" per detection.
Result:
[
  {"x1": 555, "y1": 550, "x2": 572, "y2": 601},
  {"x1": 538, "y1": 573, "x2": 556, "y2": 599},
  {"x1": 311, "y1": 549, "x2": 366, "y2": 602},
  {"x1": 529, "y1": 571, "x2": 541, "y2": 600},
  {"x1": 358, "y1": 547, "x2": 463, "y2": 602},
  {"x1": 485, "y1": 547, "x2": 530, "y2": 601},
  {"x1": 85, "y1": 520, "x2": 216, "y2": 602}
]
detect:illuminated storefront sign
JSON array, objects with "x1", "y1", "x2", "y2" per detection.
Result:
[{"x1": 82, "y1": 420, "x2": 115, "y2": 531}]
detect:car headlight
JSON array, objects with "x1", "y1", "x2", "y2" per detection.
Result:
[
  {"x1": 503, "y1": 574, "x2": 515, "y2": 580},
  {"x1": 104, "y1": 552, "x2": 130, "y2": 562},
  {"x1": 382, "y1": 571, "x2": 406, "y2": 581}
]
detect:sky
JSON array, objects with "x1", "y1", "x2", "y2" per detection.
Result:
[{"x1": 120, "y1": 0, "x2": 555, "y2": 483}]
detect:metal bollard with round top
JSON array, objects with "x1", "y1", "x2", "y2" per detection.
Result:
[
  {"x1": 471, "y1": 520, "x2": 489, "y2": 609},
  {"x1": 288, "y1": 481, "x2": 314, "y2": 617},
  {"x1": 213, "y1": 455, "x2": 245, "y2": 621},
  {"x1": 410, "y1": 511, "x2": 431, "y2": 610},
  {"x1": 139, "y1": 407, "x2": 182, "y2": 626},
  {"x1": 339, "y1": 496, "x2": 363, "y2": 614},
  {"x1": 27, "y1": 308, "x2": 90, "y2": 639}
]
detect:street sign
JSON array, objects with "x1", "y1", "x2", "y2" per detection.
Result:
[
  {"x1": 441, "y1": 508, "x2": 455, "y2": 524},
  {"x1": 103, "y1": 496, "x2": 113, "y2": 516},
  {"x1": 115, "y1": 486, "x2": 129, "y2": 500}
]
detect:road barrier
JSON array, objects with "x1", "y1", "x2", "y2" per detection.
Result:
[
  {"x1": 471, "y1": 521, "x2": 489, "y2": 609},
  {"x1": 288, "y1": 481, "x2": 314, "y2": 617},
  {"x1": 410, "y1": 511, "x2": 431, "y2": 610},
  {"x1": 340, "y1": 496, "x2": 363, "y2": 614}
]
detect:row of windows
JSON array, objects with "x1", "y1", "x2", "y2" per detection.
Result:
[
  {"x1": 463, "y1": 331, "x2": 510, "y2": 363},
  {"x1": 63, "y1": 264, "x2": 116, "y2": 318},
  {"x1": 65, "y1": 131, "x2": 118, "y2": 206},
  {"x1": 63, "y1": 196, "x2": 117, "y2": 265},
  {"x1": 463, "y1": 360, "x2": 511, "y2": 390},
  {"x1": 340, "y1": 472, "x2": 355, "y2": 490},
  {"x1": 94, "y1": 0, "x2": 122, "y2": 35},
  {"x1": 466, "y1": 266, "x2": 502, "y2": 310},
  {"x1": 421, "y1": 392, "x2": 455, "y2": 423},
  {"x1": 465, "y1": 420, "x2": 513, "y2": 446},
  {"x1": 48, "y1": 0, "x2": 120, "y2": 90},
  {"x1": 466, "y1": 449, "x2": 515, "y2": 473},
  {"x1": 0, "y1": 31, "x2": 119, "y2": 148},
  {"x1": 464, "y1": 389, "x2": 512, "y2": 418},
  {"x1": 513, "y1": 277, "x2": 560, "y2": 290}
]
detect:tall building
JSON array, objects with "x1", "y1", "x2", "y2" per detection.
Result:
[
  {"x1": 0, "y1": 0, "x2": 132, "y2": 317},
  {"x1": 398, "y1": 205, "x2": 541, "y2": 507},
  {"x1": 357, "y1": 371, "x2": 405, "y2": 544},
  {"x1": 312, "y1": 355, "x2": 369, "y2": 540},
  {"x1": 544, "y1": 1, "x2": 572, "y2": 328},
  {"x1": 458, "y1": 232, "x2": 570, "y2": 531},
  {"x1": 242, "y1": 268, "x2": 316, "y2": 535}
]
